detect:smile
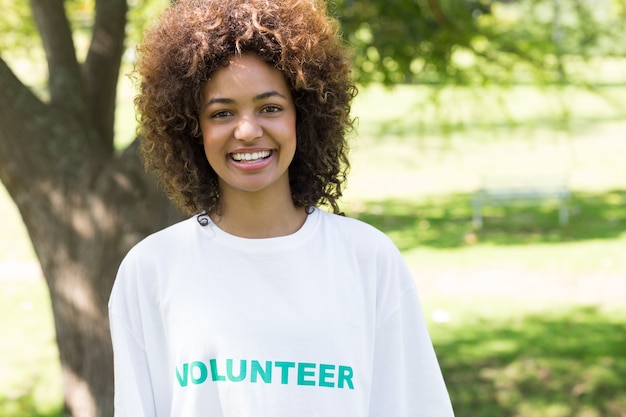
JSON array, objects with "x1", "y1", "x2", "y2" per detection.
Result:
[{"x1": 231, "y1": 150, "x2": 272, "y2": 162}]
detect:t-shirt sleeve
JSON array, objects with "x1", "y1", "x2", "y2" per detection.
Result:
[
  {"x1": 368, "y1": 249, "x2": 455, "y2": 417},
  {"x1": 108, "y1": 254, "x2": 158, "y2": 417}
]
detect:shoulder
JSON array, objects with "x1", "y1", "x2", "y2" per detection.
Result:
[
  {"x1": 317, "y1": 209, "x2": 389, "y2": 236},
  {"x1": 315, "y1": 209, "x2": 415, "y2": 293},
  {"x1": 112, "y1": 216, "x2": 201, "y2": 297},
  {"x1": 122, "y1": 215, "x2": 200, "y2": 263},
  {"x1": 315, "y1": 209, "x2": 400, "y2": 254}
]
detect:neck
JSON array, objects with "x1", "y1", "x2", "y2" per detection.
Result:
[{"x1": 210, "y1": 191, "x2": 308, "y2": 239}]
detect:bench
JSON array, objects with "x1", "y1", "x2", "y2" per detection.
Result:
[{"x1": 471, "y1": 175, "x2": 571, "y2": 229}]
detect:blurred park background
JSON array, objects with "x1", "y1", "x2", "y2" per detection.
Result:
[{"x1": 1, "y1": 0, "x2": 626, "y2": 416}]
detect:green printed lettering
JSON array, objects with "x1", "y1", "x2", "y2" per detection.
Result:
[
  {"x1": 176, "y1": 363, "x2": 189, "y2": 387},
  {"x1": 190, "y1": 361, "x2": 208, "y2": 385},
  {"x1": 210, "y1": 359, "x2": 226, "y2": 382},
  {"x1": 318, "y1": 363, "x2": 335, "y2": 388},
  {"x1": 176, "y1": 358, "x2": 353, "y2": 390},
  {"x1": 274, "y1": 361, "x2": 295, "y2": 384},
  {"x1": 226, "y1": 359, "x2": 247, "y2": 382},
  {"x1": 297, "y1": 362, "x2": 316, "y2": 386},
  {"x1": 251, "y1": 360, "x2": 272, "y2": 383},
  {"x1": 337, "y1": 365, "x2": 354, "y2": 390}
]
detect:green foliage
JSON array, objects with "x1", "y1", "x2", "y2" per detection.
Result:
[
  {"x1": 2, "y1": 0, "x2": 625, "y2": 88},
  {"x1": 332, "y1": 0, "x2": 482, "y2": 84},
  {"x1": 0, "y1": 0, "x2": 169, "y2": 62},
  {"x1": 332, "y1": 0, "x2": 626, "y2": 85},
  {"x1": 66, "y1": 0, "x2": 95, "y2": 30},
  {"x1": 126, "y1": 0, "x2": 170, "y2": 48},
  {"x1": 0, "y1": 0, "x2": 96, "y2": 54},
  {"x1": 0, "y1": 1, "x2": 38, "y2": 52}
]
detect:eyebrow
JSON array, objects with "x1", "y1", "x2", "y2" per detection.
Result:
[{"x1": 203, "y1": 90, "x2": 287, "y2": 108}]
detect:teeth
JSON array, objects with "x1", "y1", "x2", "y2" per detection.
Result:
[{"x1": 232, "y1": 150, "x2": 271, "y2": 162}]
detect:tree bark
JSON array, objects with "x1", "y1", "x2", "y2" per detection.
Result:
[
  {"x1": 84, "y1": 0, "x2": 129, "y2": 148},
  {"x1": 0, "y1": 2, "x2": 181, "y2": 416},
  {"x1": 22, "y1": 140, "x2": 180, "y2": 417}
]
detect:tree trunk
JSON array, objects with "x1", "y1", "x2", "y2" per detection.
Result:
[
  {"x1": 1, "y1": 111, "x2": 182, "y2": 416},
  {"x1": 16, "y1": 141, "x2": 181, "y2": 417},
  {"x1": 0, "y1": 1, "x2": 182, "y2": 416},
  {"x1": 0, "y1": 100, "x2": 181, "y2": 416}
]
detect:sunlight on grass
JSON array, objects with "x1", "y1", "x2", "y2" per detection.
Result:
[
  {"x1": 345, "y1": 84, "x2": 626, "y2": 203},
  {"x1": 0, "y1": 186, "x2": 35, "y2": 262},
  {"x1": 0, "y1": 279, "x2": 63, "y2": 417},
  {"x1": 427, "y1": 306, "x2": 626, "y2": 417}
]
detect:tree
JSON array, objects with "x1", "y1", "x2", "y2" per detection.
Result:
[
  {"x1": 334, "y1": 0, "x2": 626, "y2": 86},
  {"x1": 0, "y1": 0, "x2": 178, "y2": 416}
]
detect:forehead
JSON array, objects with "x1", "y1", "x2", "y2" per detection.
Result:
[{"x1": 202, "y1": 54, "x2": 291, "y2": 99}]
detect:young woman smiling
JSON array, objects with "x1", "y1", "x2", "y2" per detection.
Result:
[
  {"x1": 108, "y1": 0, "x2": 455, "y2": 416},
  {"x1": 199, "y1": 53, "x2": 302, "y2": 238}
]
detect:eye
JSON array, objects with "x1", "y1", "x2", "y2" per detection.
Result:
[
  {"x1": 211, "y1": 110, "x2": 233, "y2": 119},
  {"x1": 261, "y1": 104, "x2": 282, "y2": 114}
]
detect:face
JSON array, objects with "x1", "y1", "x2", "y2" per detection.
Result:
[{"x1": 199, "y1": 53, "x2": 297, "y2": 202}]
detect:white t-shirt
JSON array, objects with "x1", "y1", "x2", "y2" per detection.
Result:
[{"x1": 109, "y1": 208, "x2": 454, "y2": 417}]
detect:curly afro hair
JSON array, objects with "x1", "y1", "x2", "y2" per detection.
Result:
[{"x1": 135, "y1": 0, "x2": 357, "y2": 215}]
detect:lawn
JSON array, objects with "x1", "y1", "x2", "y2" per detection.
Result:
[
  {"x1": 1, "y1": 82, "x2": 626, "y2": 416},
  {"x1": 0, "y1": 277, "x2": 62, "y2": 417}
]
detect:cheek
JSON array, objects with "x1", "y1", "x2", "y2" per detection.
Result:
[
  {"x1": 284, "y1": 116, "x2": 298, "y2": 149},
  {"x1": 201, "y1": 134, "x2": 223, "y2": 166},
  {"x1": 200, "y1": 125, "x2": 226, "y2": 150}
]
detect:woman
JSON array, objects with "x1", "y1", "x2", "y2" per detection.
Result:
[{"x1": 108, "y1": 0, "x2": 454, "y2": 415}]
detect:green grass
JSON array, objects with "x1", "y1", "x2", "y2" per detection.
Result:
[
  {"x1": 0, "y1": 185, "x2": 35, "y2": 263},
  {"x1": 2, "y1": 81, "x2": 626, "y2": 416},
  {"x1": 432, "y1": 305, "x2": 626, "y2": 417},
  {"x1": 348, "y1": 190, "x2": 626, "y2": 271},
  {"x1": 345, "y1": 84, "x2": 626, "y2": 202},
  {"x1": 0, "y1": 279, "x2": 63, "y2": 417}
]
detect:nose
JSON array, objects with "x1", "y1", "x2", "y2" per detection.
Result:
[{"x1": 234, "y1": 116, "x2": 263, "y2": 142}]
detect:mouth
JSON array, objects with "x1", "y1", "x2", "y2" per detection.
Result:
[{"x1": 230, "y1": 150, "x2": 272, "y2": 163}]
